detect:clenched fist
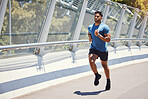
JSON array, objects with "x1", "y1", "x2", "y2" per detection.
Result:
[{"x1": 94, "y1": 29, "x2": 100, "y2": 37}]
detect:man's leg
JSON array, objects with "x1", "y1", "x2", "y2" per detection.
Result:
[
  {"x1": 101, "y1": 60, "x2": 110, "y2": 79},
  {"x1": 89, "y1": 54, "x2": 98, "y2": 73},
  {"x1": 101, "y1": 60, "x2": 111, "y2": 90},
  {"x1": 89, "y1": 54, "x2": 101, "y2": 86}
]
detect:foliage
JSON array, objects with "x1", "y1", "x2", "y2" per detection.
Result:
[
  {"x1": 111, "y1": 0, "x2": 148, "y2": 12},
  {"x1": 0, "y1": 36, "x2": 9, "y2": 46}
]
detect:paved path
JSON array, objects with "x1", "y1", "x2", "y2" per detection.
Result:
[{"x1": 14, "y1": 61, "x2": 148, "y2": 99}]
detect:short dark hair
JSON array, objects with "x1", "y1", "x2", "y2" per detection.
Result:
[{"x1": 95, "y1": 11, "x2": 103, "y2": 17}]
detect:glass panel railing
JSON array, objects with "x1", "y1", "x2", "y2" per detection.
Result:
[
  {"x1": 45, "y1": 1, "x2": 81, "y2": 51},
  {"x1": 0, "y1": 0, "x2": 51, "y2": 57},
  {"x1": 106, "y1": 2, "x2": 122, "y2": 37},
  {"x1": 11, "y1": 0, "x2": 50, "y2": 44},
  {"x1": 47, "y1": 5, "x2": 75, "y2": 42},
  {"x1": 120, "y1": 7, "x2": 133, "y2": 38},
  {"x1": 79, "y1": 13, "x2": 93, "y2": 40},
  {"x1": 133, "y1": 12, "x2": 142, "y2": 38}
]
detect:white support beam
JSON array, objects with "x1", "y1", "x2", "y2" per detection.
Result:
[
  {"x1": 127, "y1": 9, "x2": 139, "y2": 38},
  {"x1": 69, "y1": 0, "x2": 84, "y2": 40},
  {"x1": 126, "y1": 9, "x2": 139, "y2": 47},
  {"x1": 114, "y1": 4, "x2": 126, "y2": 38},
  {"x1": 69, "y1": 0, "x2": 88, "y2": 63},
  {"x1": 34, "y1": 0, "x2": 56, "y2": 69},
  {"x1": 72, "y1": 0, "x2": 88, "y2": 41},
  {"x1": 102, "y1": 0, "x2": 111, "y2": 23},
  {"x1": 0, "y1": 0, "x2": 8, "y2": 35},
  {"x1": 136, "y1": 18, "x2": 143, "y2": 28},
  {"x1": 136, "y1": 12, "x2": 148, "y2": 48},
  {"x1": 112, "y1": 4, "x2": 126, "y2": 50},
  {"x1": 36, "y1": 0, "x2": 56, "y2": 56},
  {"x1": 70, "y1": 0, "x2": 74, "y2": 6},
  {"x1": 138, "y1": 13, "x2": 148, "y2": 39}
]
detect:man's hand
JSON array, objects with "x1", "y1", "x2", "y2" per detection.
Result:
[
  {"x1": 94, "y1": 30, "x2": 100, "y2": 37},
  {"x1": 94, "y1": 29, "x2": 111, "y2": 42}
]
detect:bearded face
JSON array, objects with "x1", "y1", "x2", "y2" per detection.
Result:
[{"x1": 94, "y1": 13, "x2": 102, "y2": 23}]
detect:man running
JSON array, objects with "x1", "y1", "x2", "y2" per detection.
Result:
[{"x1": 88, "y1": 11, "x2": 111, "y2": 90}]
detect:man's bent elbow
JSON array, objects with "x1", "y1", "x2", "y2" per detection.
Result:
[{"x1": 106, "y1": 38, "x2": 111, "y2": 42}]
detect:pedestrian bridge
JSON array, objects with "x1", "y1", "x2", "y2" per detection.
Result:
[
  {"x1": 0, "y1": 46, "x2": 148, "y2": 99},
  {"x1": 0, "y1": 0, "x2": 148, "y2": 99}
]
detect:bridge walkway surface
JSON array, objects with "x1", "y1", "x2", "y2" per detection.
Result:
[{"x1": 13, "y1": 61, "x2": 148, "y2": 99}]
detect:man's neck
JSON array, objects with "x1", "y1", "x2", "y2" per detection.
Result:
[{"x1": 95, "y1": 22, "x2": 101, "y2": 26}]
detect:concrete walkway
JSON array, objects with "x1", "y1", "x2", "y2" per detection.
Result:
[{"x1": 14, "y1": 61, "x2": 148, "y2": 99}]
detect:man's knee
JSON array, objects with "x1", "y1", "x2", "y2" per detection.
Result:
[
  {"x1": 89, "y1": 55, "x2": 96, "y2": 64},
  {"x1": 89, "y1": 57, "x2": 95, "y2": 64}
]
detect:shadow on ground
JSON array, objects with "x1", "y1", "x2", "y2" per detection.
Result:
[{"x1": 74, "y1": 90, "x2": 106, "y2": 96}]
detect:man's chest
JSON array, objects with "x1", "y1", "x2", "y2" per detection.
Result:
[{"x1": 91, "y1": 26, "x2": 104, "y2": 36}]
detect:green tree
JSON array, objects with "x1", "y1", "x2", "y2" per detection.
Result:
[{"x1": 111, "y1": 0, "x2": 148, "y2": 12}]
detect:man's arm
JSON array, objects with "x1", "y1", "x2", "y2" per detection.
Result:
[
  {"x1": 94, "y1": 30, "x2": 111, "y2": 42},
  {"x1": 88, "y1": 33, "x2": 92, "y2": 42}
]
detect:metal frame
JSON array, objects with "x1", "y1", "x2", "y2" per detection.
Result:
[
  {"x1": 127, "y1": 9, "x2": 139, "y2": 39},
  {"x1": 112, "y1": 4, "x2": 126, "y2": 50},
  {"x1": 114, "y1": 4, "x2": 126, "y2": 38},
  {"x1": 0, "y1": 40, "x2": 89, "y2": 50},
  {"x1": 69, "y1": 0, "x2": 84, "y2": 41},
  {"x1": 136, "y1": 12, "x2": 148, "y2": 49},
  {"x1": 9, "y1": 0, "x2": 11, "y2": 54},
  {"x1": 126, "y1": 8, "x2": 139, "y2": 47},
  {"x1": 102, "y1": 0, "x2": 111, "y2": 23},
  {"x1": 137, "y1": 12, "x2": 148, "y2": 39},
  {"x1": 71, "y1": 0, "x2": 88, "y2": 41},
  {"x1": 36, "y1": 0, "x2": 56, "y2": 56},
  {"x1": 0, "y1": 39, "x2": 148, "y2": 50},
  {"x1": 0, "y1": 0, "x2": 148, "y2": 56},
  {"x1": 69, "y1": 0, "x2": 88, "y2": 63}
]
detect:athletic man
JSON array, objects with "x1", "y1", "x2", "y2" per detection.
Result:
[{"x1": 88, "y1": 11, "x2": 111, "y2": 90}]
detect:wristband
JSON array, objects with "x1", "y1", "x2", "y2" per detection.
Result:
[{"x1": 98, "y1": 33, "x2": 101, "y2": 37}]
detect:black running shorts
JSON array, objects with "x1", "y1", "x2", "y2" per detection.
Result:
[{"x1": 89, "y1": 49, "x2": 108, "y2": 61}]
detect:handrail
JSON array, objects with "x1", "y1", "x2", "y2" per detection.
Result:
[
  {"x1": 0, "y1": 40, "x2": 89, "y2": 50},
  {"x1": 112, "y1": 38, "x2": 148, "y2": 41},
  {"x1": 0, "y1": 39, "x2": 148, "y2": 50}
]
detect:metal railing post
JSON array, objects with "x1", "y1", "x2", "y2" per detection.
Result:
[
  {"x1": 34, "y1": 0, "x2": 56, "y2": 70},
  {"x1": 69, "y1": 0, "x2": 88, "y2": 63},
  {"x1": 9, "y1": 0, "x2": 12, "y2": 55}
]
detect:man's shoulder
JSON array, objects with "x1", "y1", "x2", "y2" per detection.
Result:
[{"x1": 101, "y1": 23, "x2": 109, "y2": 29}]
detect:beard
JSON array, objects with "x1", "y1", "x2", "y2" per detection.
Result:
[{"x1": 95, "y1": 19, "x2": 101, "y2": 23}]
